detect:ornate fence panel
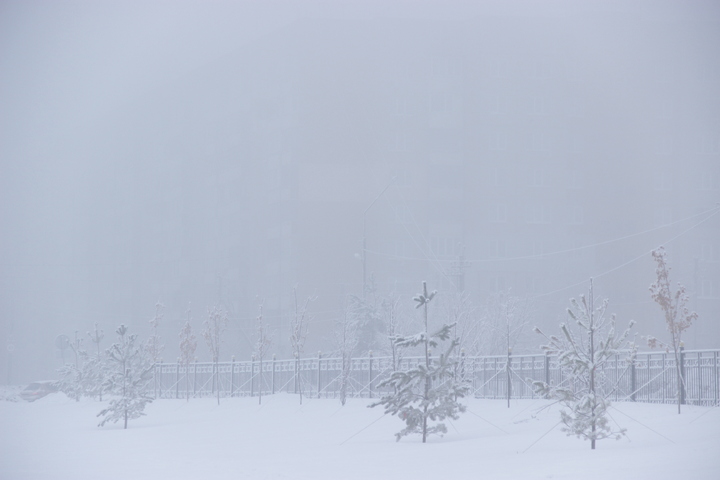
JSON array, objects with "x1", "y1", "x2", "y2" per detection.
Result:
[{"x1": 152, "y1": 349, "x2": 720, "y2": 406}]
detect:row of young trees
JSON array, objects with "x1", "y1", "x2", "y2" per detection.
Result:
[
  {"x1": 55, "y1": 247, "x2": 696, "y2": 443},
  {"x1": 373, "y1": 247, "x2": 696, "y2": 447},
  {"x1": 530, "y1": 246, "x2": 697, "y2": 450},
  {"x1": 57, "y1": 303, "x2": 232, "y2": 427}
]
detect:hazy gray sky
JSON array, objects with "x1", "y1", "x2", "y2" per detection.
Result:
[{"x1": 2, "y1": 0, "x2": 719, "y2": 383}]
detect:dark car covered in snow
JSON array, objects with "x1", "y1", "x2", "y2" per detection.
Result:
[{"x1": 20, "y1": 381, "x2": 58, "y2": 402}]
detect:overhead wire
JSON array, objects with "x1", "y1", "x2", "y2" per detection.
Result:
[
  {"x1": 530, "y1": 206, "x2": 720, "y2": 299},
  {"x1": 365, "y1": 204, "x2": 720, "y2": 264}
]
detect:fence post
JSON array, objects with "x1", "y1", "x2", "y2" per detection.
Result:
[
  {"x1": 544, "y1": 352, "x2": 550, "y2": 387},
  {"x1": 368, "y1": 351, "x2": 373, "y2": 398},
  {"x1": 176, "y1": 358, "x2": 181, "y2": 399},
  {"x1": 482, "y1": 357, "x2": 487, "y2": 398},
  {"x1": 251, "y1": 354, "x2": 256, "y2": 397},
  {"x1": 193, "y1": 357, "x2": 198, "y2": 398},
  {"x1": 231, "y1": 356, "x2": 235, "y2": 397},
  {"x1": 154, "y1": 361, "x2": 158, "y2": 399},
  {"x1": 630, "y1": 355, "x2": 636, "y2": 402},
  {"x1": 495, "y1": 356, "x2": 499, "y2": 400},
  {"x1": 294, "y1": 352, "x2": 298, "y2": 394},
  {"x1": 680, "y1": 344, "x2": 686, "y2": 406},
  {"x1": 696, "y1": 352, "x2": 702, "y2": 405},
  {"x1": 472, "y1": 355, "x2": 477, "y2": 396},
  {"x1": 317, "y1": 351, "x2": 322, "y2": 398},
  {"x1": 506, "y1": 348, "x2": 512, "y2": 408},
  {"x1": 714, "y1": 350, "x2": 718, "y2": 406},
  {"x1": 662, "y1": 353, "x2": 666, "y2": 404},
  {"x1": 272, "y1": 354, "x2": 276, "y2": 395}
]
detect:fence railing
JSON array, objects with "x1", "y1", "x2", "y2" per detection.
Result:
[{"x1": 153, "y1": 349, "x2": 720, "y2": 407}]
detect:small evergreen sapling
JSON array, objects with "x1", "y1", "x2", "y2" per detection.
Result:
[
  {"x1": 533, "y1": 279, "x2": 636, "y2": 449},
  {"x1": 371, "y1": 282, "x2": 469, "y2": 443},
  {"x1": 97, "y1": 324, "x2": 153, "y2": 429}
]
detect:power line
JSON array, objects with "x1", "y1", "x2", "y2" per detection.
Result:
[
  {"x1": 530, "y1": 206, "x2": 720, "y2": 299},
  {"x1": 365, "y1": 205, "x2": 720, "y2": 264}
]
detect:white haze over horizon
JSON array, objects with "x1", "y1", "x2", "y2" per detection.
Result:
[{"x1": 1, "y1": 0, "x2": 719, "y2": 384}]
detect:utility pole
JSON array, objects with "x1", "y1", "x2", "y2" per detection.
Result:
[{"x1": 450, "y1": 245, "x2": 471, "y2": 292}]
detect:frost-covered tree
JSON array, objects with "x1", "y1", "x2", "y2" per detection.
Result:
[
  {"x1": 203, "y1": 306, "x2": 229, "y2": 405},
  {"x1": 57, "y1": 326, "x2": 108, "y2": 402},
  {"x1": 371, "y1": 282, "x2": 469, "y2": 443},
  {"x1": 179, "y1": 309, "x2": 197, "y2": 402},
  {"x1": 254, "y1": 301, "x2": 272, "y2": 405},
  {"x1": 290, "y1": 287, "x2": 313, "y2": 404},
  {"x1": 347, "y1": 276, "x2": 385, "y2": 355},
  {"x1": 97, "y1": 324, "x2": 153, "y2": 429},
  {"x1": 647, "y1": 246, "x2": 698, "y2": 414},
  {"x1": 533, "y1": 279, "x2": 636, "y2": 449},
  {"x1": 336, "y1": 276, "x2": 380, "y2": 354},
  {"x1": 86, "y1": 323, "x2": 105, "y2": 401},
  {"x1": 383, "y1": 294, "x2": 404, "y2": 376},
  {"x1": 57, "y1": 358, "x2": 85, "y2": 402},
  {"x1": 335, "y1": 297, "x2": 361, "y2": 406},
  {"x1": 145, "y1": 301, "x2": 165, "y2": 363},
  {"x1": 443, "y1": 292, "x2": 480, "y2": 355},
  {"x1": 484, "y1": 290, "x2": 532, "y2": 407},
  {"x1": 57, "y1": 332, "x2": 87, "y2": 401}
]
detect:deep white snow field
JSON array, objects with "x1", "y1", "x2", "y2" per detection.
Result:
[{"x1": 1, "y1": 392, "x2": 718, "y2": 480}]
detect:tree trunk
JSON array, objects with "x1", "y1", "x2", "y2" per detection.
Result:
[
  {"x1": 422, "y1": 300, "x2": 429, "y2": 443},
  {"x1": 589, "y1": 279, "x2": 596, "y2": 450}
]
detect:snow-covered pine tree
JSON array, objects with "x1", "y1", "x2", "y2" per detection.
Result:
[
  {"x1": 203, "y1": 306, "x2": 229, "y2": 405},
  {"x1": 533, "y1": 279, "x2": 636, "y2": 449},
  {"x1": 254, "y1": 301, "x2": 272, "y2": 405},
  {"x1": 647, "y1": 246, "x2": 697, "y2": 414},
  {"x1": 371, "y1": 282, "x2": 469, "y2": 443},
  {"x1": 145, "y1": 301, "x2": 165, "y2": 364},
  {"x1": 179, "y1": 309, "x2": 197, "y2": 402},
  {"x1": 97, "y1": 324, "x2": 153, "y2": 429}
]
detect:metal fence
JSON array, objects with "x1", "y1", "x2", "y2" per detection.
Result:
[{"x1": 153, "y1": 348, "x2": 720, "y2": 407}]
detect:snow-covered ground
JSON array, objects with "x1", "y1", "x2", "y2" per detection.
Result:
[{"x1": 1, "y1": 392, "x2": 718, "y2": 480}]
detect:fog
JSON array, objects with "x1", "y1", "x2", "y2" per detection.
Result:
[{"x1": 2, "y1": 0, "x2": 719, "y2": 384}]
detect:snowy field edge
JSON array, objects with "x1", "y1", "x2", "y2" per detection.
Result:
[{"x1": 1, "y1": 393, "x2": 718, "y2": 480}]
